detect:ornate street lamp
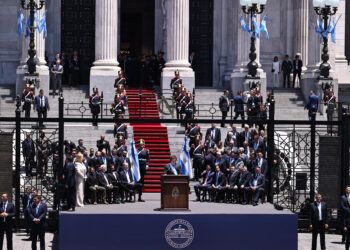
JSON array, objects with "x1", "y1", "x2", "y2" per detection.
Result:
[
  {"x1": 240, "y1": 0, "x2": 266, "y2": 78},
  {"x1": 20, "y1": 0, "x2": 45, "y2": 76},
  {"x1": 313, "y1": 0, "x2": 338, "y2": 79}
]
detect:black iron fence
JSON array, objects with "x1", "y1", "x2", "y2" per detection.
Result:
[{"x1": 1, "y1": 89, "x2": 349, "y2": 230}]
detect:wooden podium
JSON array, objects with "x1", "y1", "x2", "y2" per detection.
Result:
[{"x1": 160, "y1": 175, "x2": 190, "y2": 211}]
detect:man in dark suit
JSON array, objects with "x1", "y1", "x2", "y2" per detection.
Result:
[
  {"x1": 0, "y1": 193, "x2": 15, "y2": 250},
  {"x1": 225, "y1": 166, "x2": 239, "y2": 203},
  {"x1": 244, "y1": 167, "x2": 265, "y2": 206},
  {"x1": 96, "y1": 134, "x2": 111, "y2": 155},
  {"x1": 65, "y1": 157, "x2": 76, "y2": 211},
  {"x1": 33, "y1": 89, "x2": 50, "y2": 128},
  {"x1": 119, "y1": 162, "x2": 144, "y2": 202},
  {"x1": 164, "y1": 155, "x2": 182, "y2": 175},
  {"x1": 21, "y1": 187, "x2": 32, "y2": 235},
  {"x1": 29, "y1": 195, "x2": 47, "y2": 250},
  {"x1": 116, "y1": 150, "x2": 131, "y2": 173},
  {"x1": 215, "y1": 152, "x2": 229, "y2": 176},
  {"x1": 305, "y1": 90, "x2": 319, "y2": 121},
  {"x1": 341, "y1": 186, "x2": 350, "y2": 249},
  {"x1": 194, "y1": 165, "x2": 215, "y2": 202},
  {"x1": 108, "y1": 165, "x2": 124, "y2": 203},
  {"x1": 235, "y1": 166, "x2": 251, "y2": 204},
  {"x1": 205, "y1": 123, "x2": 221, "y2": 145},
  {"x1": 309, "y1": 193, "x2": 328, "y2": 250},
  {"x1": 98, "y1": 165, "x2": 119, "y2": 204},
  {"x1": 255, "y1": 151, "x2": 268, "y2": 176},
  {"x1": 64, "y1": 140, "x2": 76, "y2": 155},
  {"x1": 233, "y1": 91, "x2": 245, "y2": 126},
  {"x1": 292, "y1": 54, "x2": 303, "y2": 88},
  {"x1": 86, "y1": 167, "x2": 107, "y2": 204},
  {"x1": 250, "y1": 135, "x2": 266, "y2": 158},
  {"x1": 208, "y1": 165, "x2": 226, "y2": 202},
  {"x1": 239, "y1": 125, "x2": 252, "y2": 147},
  {"x1": 219, "y1": 90, "x2": 231, "y2": 128},
  {"x1": 22, "y1": 133, "x2": 35, "y2": 176},
  {"x1": 281, "y1": 54, "x2": 293, "y2": 88}
]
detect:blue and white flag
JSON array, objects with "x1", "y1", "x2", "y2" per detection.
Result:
[
  {"x1": 179, "y1": 136, "x2": 192, "y2": 179},
  {"x1": 17, "y1": 11, "x2": 25, "y2": 38},
  {"x1": 38, "y1": 12, "x2": 47, "y2": 38},
  {"x1": 310, "y1": 17, "x2": 325, "y2": 43},
  {"x1": 259, "y1": 16, "x2": 269, "y2": 39},
  {"x1": 128, "y1": 140, "x2": 141, "y2": 182},
  {"x1": 328, "y1": 15, "x2": 342, "y2": 43},
  {"x1": 252, "y1": 15, "x2": 260, "y2": 39},
  {"x1": 240, "y1": 16, "x2": 251, "y2": 36}
]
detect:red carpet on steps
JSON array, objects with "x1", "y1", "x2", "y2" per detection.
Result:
[{"x1": 127, "y1": 88, "x2": 170, "y2": 193}]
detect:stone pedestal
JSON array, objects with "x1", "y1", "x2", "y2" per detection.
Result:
[
  {"x1": 89, "y1": 0, "x2": 120, "y2": 102},
  {"x1": 230, "y1": 69, "x2": 267, "y2": 99},
  {"x1": 15, "y1": 66, "x2": 49, "y2": 97}
]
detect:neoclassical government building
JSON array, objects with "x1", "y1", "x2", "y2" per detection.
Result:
[{"x1": 1, "y1": 0, "x2": 350, "y2": 99}]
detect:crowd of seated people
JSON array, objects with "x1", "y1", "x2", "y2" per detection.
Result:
[{"x1": 190, "y1": 122, "x2": 274, "y2": 206}]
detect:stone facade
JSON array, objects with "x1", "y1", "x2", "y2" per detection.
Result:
[{"x1": 0, "y1": 0, "x2": 349, "y2": 97}]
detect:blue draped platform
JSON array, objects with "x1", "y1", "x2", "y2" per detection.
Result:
[{"x1": 59, "y1": 194, "x2": 297, "y2": 250}]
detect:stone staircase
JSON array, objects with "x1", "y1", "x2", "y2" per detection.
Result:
[{"x1": 272, "y1": 88, "x2": 326, "y2": 121}]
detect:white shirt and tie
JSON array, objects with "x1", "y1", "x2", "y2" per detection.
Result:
[
  {"x1": 211, "y1": 129, "x2": 216, "y2": 141},
  {"x1": 125, "y1": 170, "x2": 131, "y2": 183},
  {"x1": 103, "y1": 173, "x2": 110, "y2": 186},
  {"x1": 40, "y1": 96, "x2": 45, "y2": 108},
  {"x1": 316, "y1": 202, "x2": 322, "y2": 221},
  {"x1": 2, "y1": 202, "x2": 7, "y2": 222}
]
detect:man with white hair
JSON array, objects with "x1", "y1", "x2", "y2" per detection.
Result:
[
  {"x1": 97, "y1": 165, "x2": 119, "y2": 204},
  {"x1": 51, "y1": 59, "x2": 63, "y2": 97},
  {"x1": 119, "y1": 163, "x2": 144, "y2": 202}
]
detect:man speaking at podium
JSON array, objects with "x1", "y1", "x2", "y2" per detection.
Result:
[{"x1": 164, "y1": 155, "x2": 182, "y2": 175}]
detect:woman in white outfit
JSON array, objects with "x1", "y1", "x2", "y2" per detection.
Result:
[
  {"x1": 75, "y1": 153, "x2": 87, "y2": 207},
  {"x1": 272, "y1": 56, "x2": 280, "y2": 88}
]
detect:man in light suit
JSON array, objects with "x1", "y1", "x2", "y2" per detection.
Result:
[
  {"x1": 34, "y1": 89, "x2": 50, "y2": 128},
  {"x1": 305, "y1": 90, "x2": 319, "y2": 121},
  {"x1": 0, "y1": 193, "x2": 15, "y2": 250},
  {"x1": 205, "y1": 123, "x2": 221, "y2": 145},
  {"x1": 164, "y1": 155, "x2": 182, "y2": 175},
  {"x1": 219, "y1": 90, "x2": 231, "y2": 128},
  {"x1": 309, "y1": 193, "x2": 328, "y2": 250},
  {"x1": 51, "y1": 59, "x2": 63, "y2": 97},
  {"x1": 244, "y1": 167, "x2": 265, "y2": 206},
  {"x1": 29, "y1": 195, "x2": 47, "y2": 250}
]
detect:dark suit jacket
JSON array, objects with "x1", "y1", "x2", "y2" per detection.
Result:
[
  {"x1": 33, "y1": 95, "x2": 50, "y2": 111},
  {"x1": 28, "y1": 202, "x2": 47, "y2": 229},
  {"x1": 239, "y1": 131, "x2": 252, "y2": 145},
  {"x1": 309, "y1": 201, "x2": 328, "y2": 225},
  {"x1": 116, "y1": 157, "x2": 131, "y2": 173},
  {"x1": 108, "y1": 172, "x2": 120, "y2": 185},
  {"x1": 236, "y1": 171, "x2": 251, "y2": 187},
  {"x1": 249, "y1": 174, "x2": 265, "y2": 188},
  {"x1": 0, "y1": 202, "x2": 15, "y2": 225},
  {"x1": 282, "y1": 60, "x2": 293, "y2": 74},
  {"x1": 204, "y1": 153, "x2": 216, "y2": 170},
  {"x1": 65, "y1": 162, "x2": 76, "y2": 188},
  {"x1": 212, "y1": 172, "x2": 226, "y2": 187},
  {"x1": 205, "y1": 128, "x2": 221, "y2": 145},
  {"x1": 86, "y1": 173, "x2": 99, "y2": 187},
  {"x1": 119, "y1": 170, "x2": 134, "y2": 184},
  {"x1": 164, "y1": 163, "x2": 182, "y2": 175},
  {"x1": 21, "y1": 194, "x2": 33, "y2": 212},
  {"x1": 227, "y1": 171, "x2": 239, "y2": 186},
  {"x1": 22, "y1": 139, "x2": 35, "y2": 158},
  {"x1": 234, "y1": 95, "x2": 245, "y2": 112},
  {"x1": 96, "y1": 139, "x2": 111, "y2": 155},
  {"x1": 215, "y1": 157, "x2": 229, "y2": 174},
  {"x1": 97, "y1": 173, "x2": 112, "y2": 188},
  {"x1": 200, "y1": 171, "x2": 215, "y2": 185},
  {"x1": 293, "y1": 59, "x2": 303, "y2": 73},
  {"x1": 342, "y1": 195, "x2": 350, "y2": 227},
  {"x1": 254, "y1": 158, "x2": 269, "y2": 176}
]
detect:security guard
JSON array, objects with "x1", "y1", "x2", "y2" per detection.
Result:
[
  {"x1": 114, "y1": 135, "x2": 127, "y2": 155},
  {"x1": 184, "y1": 92, "x2": 196, "y2": 128},
  {"x1": 21, "y1": 83, "x2": 34, "y2": 118},
  {"x1": 114, "y1": 70, "x2": 127, "y2": 89},
  {"x1": 186, "y1": 122, "x2": 202, "y2": 146},
  {"x1": 89, "y1": 87, "x2": 101, "y2": 126},
  {"x1": 110, "y1": 94, "x2": 125, "y2": 119},
  {"x1": 190, "y1": 135, "x2": 205, "y2": 181},
  {"x1": 114, "y1": 121, "x2": 128, "y2": 140},
  {"x1": 170, "y1": 70, "x2": 182, "y2": 95},
  {"x1": 138, "y1": 139, "x2": 150, "y2": 187}
]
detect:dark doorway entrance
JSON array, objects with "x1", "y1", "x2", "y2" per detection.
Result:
[
  {"x1": 120, "y1": 0, "x2": 155, "y2": 56},
  {"x1": 190, "y1": 0, "x2": 214, "y2": 87},
  {"x1": 61, "y1": 0, "x2": 95, "y2": 84}
]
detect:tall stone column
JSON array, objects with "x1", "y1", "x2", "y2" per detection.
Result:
[
  {"x1": 35, "y1": 4, "x2": 48, "y2": 69},
  {"x1": 161, "y1": 0, "x2": 194, "y2": 96},
  {"x1": 90, "y1": 0, "x2": 120, "y2": 101},
  {"x1": 294, "y1": 0, "x2": 309, "y2": 69}
]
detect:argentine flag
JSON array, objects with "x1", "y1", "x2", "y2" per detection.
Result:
[
  {"x1": 259, "y1": 16, "x2": 269, "y2": 40},
  {"x1": 240, "y1": 16, "x2": 251, "y2": 36},
  {"x1": 252, "y1": 15, "x2": 260, "y2": 39},
  {"x1": 17, "y1": 11, "x2": 25, "y2": 38},
  {"x1": 328, "y1": 15, "x2": 342, "y2": 43},
  {"x1": 179, "y1": 136, "x2": 192, "y2": 179},
  {"x1": 128, "y1": 140, "x2": 141, "y2": 182},
  {"x1": 38, "y1": 12, "x2": 47, "y2": 38}
]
